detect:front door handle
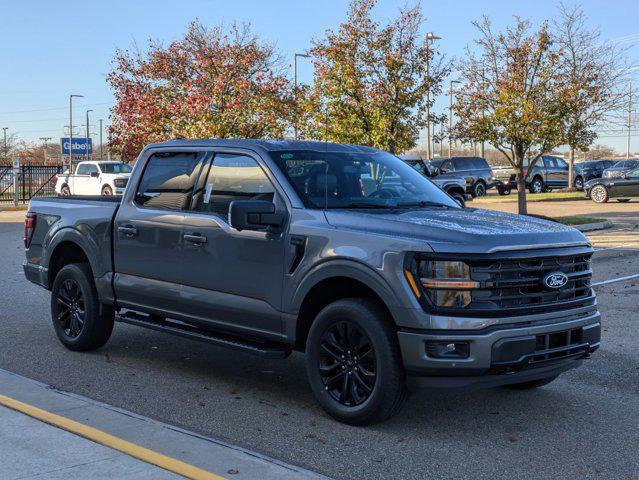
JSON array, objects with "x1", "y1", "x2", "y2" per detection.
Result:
[
  {"x1": 184, "y1": 233, "x2": 207, "y2": 245},
  {"x1": 118, "y1": 225, "x2": 138, "y2": 237}
]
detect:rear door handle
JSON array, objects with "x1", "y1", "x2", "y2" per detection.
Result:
[
  {"x1": 118, "y1": 225, "x2": 138, "y2": 237},
  {"x1": 184, "y1": 233, "x2": 207, "y2": 245}
]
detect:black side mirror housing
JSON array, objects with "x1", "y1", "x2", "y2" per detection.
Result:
[
  {"x1": 229, "y1": 200, "x2": 285, "y2": 233},
  {"x1": 90, "y1": 171, "x2": 99, "y2": 178}
]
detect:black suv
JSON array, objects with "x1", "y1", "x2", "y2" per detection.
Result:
[
  {"x1": 428, "y1": 157, "x2": 494, "y2": 197},
  {"x1": 574, "y1": 160, "x2": 617, "y2": 190}
]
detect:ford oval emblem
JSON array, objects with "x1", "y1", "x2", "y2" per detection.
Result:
[{"x1": 543, "y1": 272, "x2": 569, "y2": 289}]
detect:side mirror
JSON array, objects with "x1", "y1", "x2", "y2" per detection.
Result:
[
  {"x1": 90, "y1": 171, "x2": 99, "y2": 178},
  {"x1": 229, "y1": 200, "x2": 285, "y2": 233}
]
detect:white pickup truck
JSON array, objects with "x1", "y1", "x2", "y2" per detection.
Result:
[{"x1": 55, "y1": 161, "x2": 132, "y2": 196}]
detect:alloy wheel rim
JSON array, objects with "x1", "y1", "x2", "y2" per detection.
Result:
[
  {"x1": 533, "y1": 180, "x2": 542, "y2": 193},
  {"x1": 575, "y1": 178, "x2": 583, "y2": 189},
  {"x1": 56, "y1": 279, "x2": 85, "y2": 339},
  {"x1": 318, "y1": 321, "x2": 376, "y2": 407},
  {"x1": 592, "y1": 186, "x2": 606, "y2": 202},
  {"x1": 476, "y1": 184, "x2": 485, "y2": 196}
]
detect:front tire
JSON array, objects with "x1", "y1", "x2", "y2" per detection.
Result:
[
  {"x1": 306, "y1": 298, "x2": 407, "y2": 425},
  {"x1": 450, "y1": 192, "x2": 466, "y2": 207},
  {"x1": 51, "y1": 263, "x2": 114, "y2": 351},
  {"x1": 497, "y1": 186, "x2": 511, "y2": 196},
  {"x1": 574, "y1": 176, "x2": 584, "y2": 190},
  {"x1": 60, "y1": 185, "x2": 71, "y2": 196},
  {"x1": 529, "y1": 177, "x2": 544, "y2": 194},
  {"x1": 505, "y1": 375, "x2": 558, "y2": 390},
  {"x1": 590, "y1": 184, "x2": 609, "y2": 203}
]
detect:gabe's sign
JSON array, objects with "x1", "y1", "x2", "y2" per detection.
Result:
[{"x1": 60, "y1": 137, "x2": 92, "y2": 155}]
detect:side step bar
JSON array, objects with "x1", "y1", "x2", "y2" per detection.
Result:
[{"x1": 116, "y1": 312, "x2": 290, "y2": 359}]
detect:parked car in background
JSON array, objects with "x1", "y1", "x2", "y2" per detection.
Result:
[
  {"x1": 54, "y1": 161, "x2": 132, "y2": 196},
  {"x1": 602, "y1": 159, "x2": 639, "y2": 179},
  {"x1": 585, "y1": 167, "x2": 639, "y2": 203},
  {"x1": 398, "y1": 155, "x2": 469, "y2": 205},
  {"x1": 427, "y1": 157, "x2": 493, "y2": 197},
  {"x1": 573, "y1": 160, "x2": 617, "y2": 190},
  {"x1": 491, "y1": 155, "x2": 574, "y2": 195}
]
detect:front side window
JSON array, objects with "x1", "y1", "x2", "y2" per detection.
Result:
[
  {"x1": 271, "y1": 150, "x2": 460, "y2": 210},
  {"x1": 100, "y1": 162, "x2": 133, "y2": 174},
  {"x1": 135, "y1": 152, "x2": 205, "y2": 211},
  {"x1": 194, "y1": 153, "x2": 275, "y2": 218},
  {"x1": 76, "y1": 164, "x2": 91, "y2": 175},
  {"x1": 628, "y1": 169, "x2": 639, "y2": 178},
  {"x1": 440, "y1": 160, "x2": 455, "y2": 173}
]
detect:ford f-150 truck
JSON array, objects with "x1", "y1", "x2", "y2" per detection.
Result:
[
  {"x1": 23, "y1": 139, "x2": 601, "y2": 425},
  {"x1": 55, "y1": 161, "x2": 132, "y2": 196}
]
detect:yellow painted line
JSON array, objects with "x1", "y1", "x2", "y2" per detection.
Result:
[{"x1": 0, "y1": 394, "x2": 227, "y2": 480}]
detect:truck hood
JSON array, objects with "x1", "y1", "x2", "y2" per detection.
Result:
[{"x1": 324, "y1": 207, "x2": 588, "y2": 254}]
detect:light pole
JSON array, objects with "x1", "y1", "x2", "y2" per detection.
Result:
[
  {"x1": 294, "y1": 53, "x2": 310, "y2": 140},
  {"x1": 39, "y1": 137, "x2": 52, "y2": 163},
  {"x1": 425, "y1": 32, "x2": 440, "y2": 159},
  {"x1": 85, "y1": 109, "x2": 93, "y2": 162},
  {"x1": 448, "y1": 80, "x2": 461, "y2": 158},
  {"x1": 2, "y1": 127, "x2": 7, "y2": 162},
  {"x1": 627, "y1": 82, "x2": 632, "y2": 159},
  {"x1": 69, "y1": 94, "x2": 83, "y2": 169},
  {"x1": 99, "y1": 119, "x2": 104, "y2": 160}
]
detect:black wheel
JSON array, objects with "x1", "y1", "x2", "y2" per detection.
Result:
[
  {"x1": 504, "y1": 375, "x2": 558, "y2": 390},
  {"x1": 51, "y1": 263, "x2": 114, "y2": 351},
  {"x1": 574, "y1": 176, "x2": 584, "y2": 190},
  {"x1": 590, "y1": 184, "x2": 609, "y2": 203},
  {"x1": 450, "y1": 192, "x2": 466, "y2": 207},
  {"x1": 529, "y1": 177, "x2": 544, "y2": 194},
  {"x1": 473, "y1": 181, "x2": 486, "y2": 197},
  {"x1": 306, "y1": 298, "x2": 407, "y2": 425},
  {"x1": 497, "y1": 186, "x2": 511, "y2": 196},
  {"x1": 61, "y1": 185, "x2": 71, "y2": 196},
  {"x1": 102, "y1": 185, "x2": 113, "y2": 196},
  {"x1": 616, "y1": 198, "x2": 630, "y2": 203}
]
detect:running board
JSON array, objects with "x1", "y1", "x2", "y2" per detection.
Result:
[{"x1": 115, "y1": 312, "x2": 290, "y2": 359}]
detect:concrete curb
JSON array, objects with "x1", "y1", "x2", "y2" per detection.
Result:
[
  {"x1": 0, "y1": 368, "x2": 330, "y2": 480},
  {"x1": 573, "y1": 220, "x2": 613, "y2": 232}
]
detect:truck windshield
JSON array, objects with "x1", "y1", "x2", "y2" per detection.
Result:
[
  {"x1": 99, "y1": 163, "x2": 133, "y2": 174},
  {"x1": 271, "y1": 150, "x2": 460, "y2": 209}
]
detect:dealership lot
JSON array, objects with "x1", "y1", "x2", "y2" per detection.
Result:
[{"x1": 0, "y1": 207, "x2": 637, "y2": 480}]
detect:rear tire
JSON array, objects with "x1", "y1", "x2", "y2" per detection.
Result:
[
  {"x1": 574, "y1": 176, "x2": 584, "y2": 190},
  {"x1": 61, "y1": 185, "x2": 71, "y2": 196},
  {"x1": 473, "y1": 181, "x2": 486, "y2": 197},
  {"x1": 497, "y1": 186, "x2": 511, "y2": 196},
  {"x1": 305, "y1": 298, "x2": 407, "y2": 425},
  {"x1": 102, "y1": 185, "x2": 113, "y2": 196},
  {"x1": 504, "y1": 375, "x2": 558, "y2": 390},
  {"x1": 590, "y1": 184, "x2": 609, "y2": 203},
  {"x1": 50, "y1": 263, "x2": 114, "y2": 351}
]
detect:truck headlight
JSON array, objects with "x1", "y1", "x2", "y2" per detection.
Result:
[{"x1": 405, "y1": 260, "x2": 478, "y2": 308}]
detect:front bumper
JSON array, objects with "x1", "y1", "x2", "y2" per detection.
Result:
[{"x1": 398, "y1": 309, "x2": 600, "y2": 392}]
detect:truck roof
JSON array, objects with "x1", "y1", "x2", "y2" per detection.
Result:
[{"x1": 143, "y1": 138, "x2": 379, "y2": 154}]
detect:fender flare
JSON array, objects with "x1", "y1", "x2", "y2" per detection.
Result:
[{"x1": 44, "y1": 226, "x2": 106, "y2": 284}]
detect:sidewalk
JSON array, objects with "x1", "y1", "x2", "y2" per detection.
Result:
[{"x1": 0, "y1": 369, "x2": 327, "y2": 480}]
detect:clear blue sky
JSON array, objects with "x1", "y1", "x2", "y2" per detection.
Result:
[{"x1": 0, "y1": 0, "x2": 637, "y2": 152}]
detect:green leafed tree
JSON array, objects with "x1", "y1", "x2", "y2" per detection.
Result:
[
  {"x1": 454, "y1": 16, "x2": 572, "y2": 214},
  {"x1": 300, "y1": 0, "x2": 448, "y2": 154}
]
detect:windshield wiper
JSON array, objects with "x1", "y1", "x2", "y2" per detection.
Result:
[
  {"x1": 395, "y1": 201, "x2": 452, "y2": 208},
  {"x1": 328, "y1": 202, "x2": 394, "y2": 209}
]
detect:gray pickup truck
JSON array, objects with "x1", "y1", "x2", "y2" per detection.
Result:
[{"x1": 24, "y1": 139, "x2": 601, "y2": 425}]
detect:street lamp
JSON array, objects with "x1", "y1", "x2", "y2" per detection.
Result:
[
  {"x1": 99, "y1": 119, "x2": 104, "y2": 160},
  {"x1": 2, "y1": 127, "x2": 8, "y2": 162},
  {"x1": 85, "y1": 110, "x2": 93, "y2": 162},
  {"x1": 425, "y1": 32, "x2": 441, "y2": 159},
  {"x1": 69, "y1": 94, "x2": 83, "y2": 168},
  {"x1": 448, "y1": 80, "x2": 461, "y2": 158},
  {"x1": 294, "y1": 52, "x2": 311, "y2": 140}
]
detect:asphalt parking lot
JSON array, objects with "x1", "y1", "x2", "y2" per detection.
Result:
[{"x1": 0, "y1": 206, "x2": 637, "y2": 480}]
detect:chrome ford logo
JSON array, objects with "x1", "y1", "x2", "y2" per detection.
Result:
[{"x1": 543, "y1": 272, "x2": 569, "y2": 289}]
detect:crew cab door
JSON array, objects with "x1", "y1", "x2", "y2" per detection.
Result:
[
  {"x1": 178, "y1": 150, "x2": 285, "y2": 339},
  {"x1": 73, "y1": 163, "x2": 98, "y2": 194},
  {"x1": 113, "y1": 150, "x2": 208, "y2": 314}
]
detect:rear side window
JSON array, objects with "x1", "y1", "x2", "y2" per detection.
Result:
[
  {"x1": 473, "y1": 158, "x2": 489, "y2": 169},
  {"x1": 135, "y1": 152, "x2": 206, "y2": 211},
  {"x1": 193, "y1": 153, "x2": 275, "y2": 218}
]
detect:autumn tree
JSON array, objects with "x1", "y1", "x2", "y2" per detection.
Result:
[
  {"x1": 553, "y1": 3, "x2": 629, "y2": 187},
  {"x1": 300, "y1": 0, "x2": 448, "y2": 153},
  {"x1": 108, "y1": 21, "x2": 294, "y2": 160},
  {"x1": 454, "y1": 17, "x2": 571, "y2": 214}
]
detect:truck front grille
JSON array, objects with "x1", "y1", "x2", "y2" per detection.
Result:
[{"x1": 470, "y1": 252, "x2": 593, "y2": 314}]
